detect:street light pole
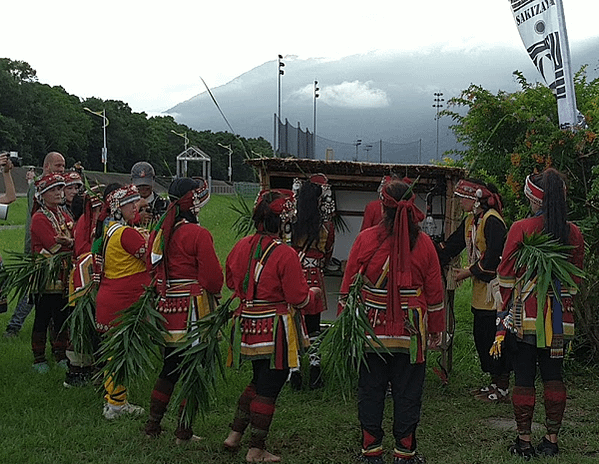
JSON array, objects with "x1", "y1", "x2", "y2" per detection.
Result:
[
  {"x1": 84, "y1": 107, "x2": 109, "y2": 173},
  {"x1": 354, "y1": 139, "x2": 362, "y2": 161},
  {"x1": 218, "y1": 142, "x2": 233, "y2": 183},
  {"x1": 313, "y1": 80, "x2": 319, "y2": 159},
  {"x1": 171, "y1": 130, "x2": 189, "y2": 151},
  {"x1": 433, "y1": 92, "x2": 444, "y2": 160},
  {"x1": 364, "y1": 144, "x2": 373, "y2": 162}
]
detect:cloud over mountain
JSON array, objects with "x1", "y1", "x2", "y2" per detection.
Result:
[{"x1": 167, "y1": 39, "x2": 599, "y2": 162}]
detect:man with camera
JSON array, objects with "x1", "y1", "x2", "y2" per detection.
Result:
[
  {"x1": 0, "y1": 152, "x2": 17, "y2": 206},
  {"x1": 0, "y1": 152, "x2": 17, "y2": 314},
  {"x1": 130, "y1": 161, "x2": 169, "y2": 224}
]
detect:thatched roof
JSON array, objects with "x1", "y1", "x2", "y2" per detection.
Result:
[{"x1": 246, "y1": 157, "x2": 465, "y2": 191}]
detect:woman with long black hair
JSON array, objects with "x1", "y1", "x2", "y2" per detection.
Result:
[
  {"x1": 223, "y1": 189, "x2": 320, "y2": 462},
  {"x1": 289, "y1": 173, "x2": 335, "y2": 389},
  {"x1": 497, "y1": 168, "x2": 584, "y2": 458},
  {"x1": 145, "y1": 177, "x2": 223, "y2": 443},
  {"x1": 340, "y1": 180, "x2": 445, "y2": 464}
]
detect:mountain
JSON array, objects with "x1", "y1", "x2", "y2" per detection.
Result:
[{"x1": 167, "y1": 39, "x2": 599, "y2": 163}]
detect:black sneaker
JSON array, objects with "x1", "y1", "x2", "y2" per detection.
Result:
[
  {"x1": 535, "y1": 437, "x2": 559, "y2": 456},
  {"x1": 393, "y1": 454, "x2": 425, "y2": 464},
  {"x1": 63, "y1": 372, "x2": 89, "y2": 388},
  {"x1": 289, "y1": 370, "x2": 302, "y2": 390},
  {"x1": 357, "y1": 454, "x2": 385, "y2": 464},
  {"x1": 509, "y1": 436, "x2": 536, "y2": 460}
]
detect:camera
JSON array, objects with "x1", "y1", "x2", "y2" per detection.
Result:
[
  {"x1": 9, "y1": 151, "x2": 21, "y2": 167},
  {"x1": 1, "y1": 151, "x2": 21, "y2": 167}
]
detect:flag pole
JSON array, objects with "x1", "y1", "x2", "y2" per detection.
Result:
[{"x1": 554, "y1": 0, "x2": 579, "y2": 129}]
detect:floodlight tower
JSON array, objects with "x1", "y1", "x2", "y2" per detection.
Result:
[{"x1": 433, "y1": 92, "x2": 444, "y2": 159}]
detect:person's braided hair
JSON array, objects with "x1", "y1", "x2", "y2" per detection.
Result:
[{"x1": 530, "y1": 168, "x2": 569, "y2": 244}]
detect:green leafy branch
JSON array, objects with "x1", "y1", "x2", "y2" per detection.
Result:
[
  {"x1": 171, "y1": 296, "x2": 235, "y2": 427},
  {"x1": 64, "y1": 282, "x2": 98, "y2": 358},
  {"x1": 314, "y1": 272, "x2": 389, "y2": 402},
  {"x1": 229, "y1": 193, "x2": 255, "y2": 238},
  {"x1": 514, "y1": 232, "x2": 584, "y2": 317},
  {"x1": 96, "y1": 286, "x2": 168, "y2": 388},
  {"x1": 0, "y1": 250, "x2": 72, "y2": 303}
]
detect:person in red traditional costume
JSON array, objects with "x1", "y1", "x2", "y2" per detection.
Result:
[
  {"x1": 144, "y1": 177, "x2": 223, "y2": 443},
  {"x1": 339, "y1": 180, "x2": 445, "y2": 464},
  {"x1": 95, "y1": 183, "x2": 149, "y2": 419},
  {"x1": 63, "y1": 185, "x2": 105, "y2": 387},
  {"x1": 497, "y1": 169, "x2": 583, "y2": 459},
  {"x1": 30, "y1": 173, "x2": 75, "y2": 373},
  {"x1": 5, "y1": 152, "x2": 65, "y2": 339},
  {"x1": 223, "y1": 189, "x2": 320, "y2": 463},
  {"x1": 435, "y1": 178, "x2": 509, "y2": 402},
  {"x1": 360, "y1": 175, "x2": 391, "y2": 231},
  {"x1": 63, "y1": 171, "x2": 83, "y2": 216},
  {"x1": 288, "y1": 173, "x2": 335, "y2": 390}
]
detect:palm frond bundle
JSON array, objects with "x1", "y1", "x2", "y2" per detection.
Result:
[
  {"x1": 229, "y1": 193, "x2": 255, "y2": 238},
  {"x1": 331, "y1": 213, "x2": 349, "y2": 234},
  {"x1": 314, "y1": 272, "x2": 389, "y2": 402},
  {"x1": 96, "y1": 285, "x2": 167, "y2": 388},
  {"x1": 171, "y1": 296, "x2": 235, "y2": 427},
  {"x1": 514, "y1": 232, "x2": 584, "y2": 315},
  {"x1": 64, "y1": 282, "x2": 98, "y2": 358},
  {"x1": 0, "y1": 250, "x2": 72, "y2": 303}
]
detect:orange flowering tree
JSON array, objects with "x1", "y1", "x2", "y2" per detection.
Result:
[{"x1": 442, "y1": 67, "x2": 599, "y2": 359}]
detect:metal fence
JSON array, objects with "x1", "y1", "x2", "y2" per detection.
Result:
[
  {"x1": 274, "y1": 115, "x2": 424, "y2": 164},
  {"x1": 210, "y1": 181, "x2": 260, "y2": 196},
  {"x1": 314, "y1": 137, "x2": 423, "y2": 164},
  {"x1": 275, "y1": 116, "x2": 314, "y2": 158},
  {"x1": 234, "y1": 182, "x2": 261, "y2": 197}
]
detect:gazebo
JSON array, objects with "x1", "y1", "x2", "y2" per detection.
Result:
[{"x1": 176, "y1": 146, "x2": 211, "y2": 187}]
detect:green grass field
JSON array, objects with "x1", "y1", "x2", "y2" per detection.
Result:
[{"x1": 1, "y1": 196, "x2": 598, "y2": 463}]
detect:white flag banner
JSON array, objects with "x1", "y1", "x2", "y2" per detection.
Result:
[{"x1": 509, "y1": 0, "x2": 580, "y2": 128}]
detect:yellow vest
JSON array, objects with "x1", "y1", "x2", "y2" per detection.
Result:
[
  {"x1": 465, "y1": 209, "x2": 504, "y2": 310},
  {"x1": 103, "y1": 222, "x2": 146, "y2": 280}
]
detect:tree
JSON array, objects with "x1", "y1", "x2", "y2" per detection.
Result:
[
  {"x1": 443, "y1": 67, "x2": 599, "y2": 360},
  {"x1": 0, "y1": 58, "x2": 268, "y2": 182}
]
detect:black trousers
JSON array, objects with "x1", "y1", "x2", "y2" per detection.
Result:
[
  {"x1": 358, "y1": 352, "x2": 425, "y2": 450},
  {"x1": 512, "y1": 341, "x2": 563, "y2": 388},
  {"x1": 160, "y1": 346, "x2": 185, "y2": 385},
  {"x1": 304, "y1": 313, "x2": 321, "y2": 338},
  {"x1": 33, "y1": 293, "x2": 68, "y2": 335},
  {"x1": 472, "y1": 308, "x2": 511, "y2": 377},
  {"x1": 252, "y1": 358, "x2": 289, "y2": 399}
]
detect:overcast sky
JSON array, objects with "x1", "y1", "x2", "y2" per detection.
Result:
[{"x1": 5, "y1": 1, "x2": 599, "y2": 115}]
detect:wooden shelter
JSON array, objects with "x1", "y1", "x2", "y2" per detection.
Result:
[
  {"x1": 176, "y1": 146, "x2": 211, "y2": 188},
  {"x1": 247, "y1": 157, "x2": 466, "y2": 378}
]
